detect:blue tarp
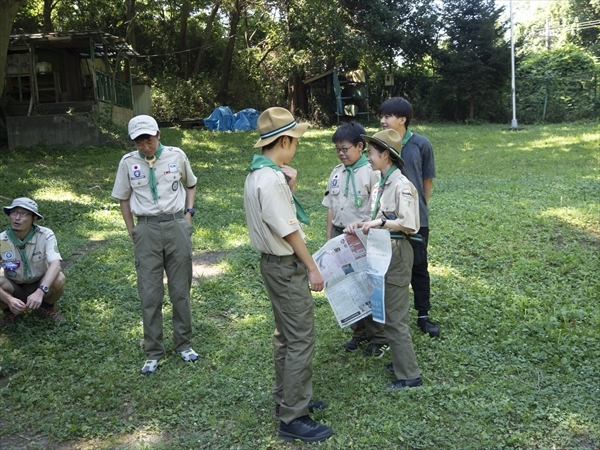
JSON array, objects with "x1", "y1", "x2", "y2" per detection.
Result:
[{"x1": 203, "y1": 106, "x2": 260, "y2": 131}]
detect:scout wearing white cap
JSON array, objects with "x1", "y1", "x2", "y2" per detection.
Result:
[{"x1": 128, "y1": 115, "x2": 160, "y2": 140}]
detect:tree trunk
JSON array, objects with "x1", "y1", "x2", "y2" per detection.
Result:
[
  {"x1": 217, "y1": 2, "x2": 240, "y2": 103},
  {"x1": 469, "y1": 90, "x2": 474, "y2": 121},
  {"x1": 193, "y1": 0, "x2": 220, "y2": 76},
  {"x1": 0, "y1": 0, "x2": 25, "y2": 97},
  {"x1": 125, "y1": 0, "x2": 136, "y2": 49},
  {"x1": 42, "y1": 0, "x2": 55, "y2": 32},
  {"x1": 179, "y1": 0, "x2": 191, "y2": 79},
  {"x1": 287, "y1": 73, "x2": 306, "y2": 116}
]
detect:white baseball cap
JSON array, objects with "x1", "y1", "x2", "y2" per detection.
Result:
[{"x1": 128, "y1": 115, "x2": 160, "y2": 140}]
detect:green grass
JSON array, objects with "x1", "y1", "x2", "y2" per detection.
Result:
[{"x1": 0, "y1": 122, "x2": 599, "y2": 449}]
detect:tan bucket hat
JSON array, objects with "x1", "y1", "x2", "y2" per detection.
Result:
[
  {"x1": 361, "y1": 129, "x2": 405, "y2": 166},
  {"x1": 254, "y1": 107, "x2": 309, "y2": 148}
]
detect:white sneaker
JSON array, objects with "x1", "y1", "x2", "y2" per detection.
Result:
[
  {"x1": 140, "y1": 359, "x2": 164, "y2": 375},
  {"x1": 179, "y1": 348, "x2": 199, "y2": 362}
]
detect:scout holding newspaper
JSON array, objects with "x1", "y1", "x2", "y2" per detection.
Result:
[{"x1": 344, "y1": 129, "x2": 423, "y2": 389}]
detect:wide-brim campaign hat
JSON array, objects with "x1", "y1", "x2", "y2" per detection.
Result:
[
  {"x1": 361, "y1": 129, "x2": 405, "y2": 166},
  {"x1": 3, "y1": 197, "x2": 43, "y2": 220},
  {"x1": 128, "y1": 115, "x2": 160, "y2": 140},
  {"x1": 254, "y1": 107, "x2": 309, "y2": 148}
]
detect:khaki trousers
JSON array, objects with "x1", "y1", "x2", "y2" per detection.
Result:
[
  {"x1": 260, "y1": 253, "x2": 315, "y2": 424},
  {"x1": 384, "y1": 239, "x2": 421, "y2": 380},
  {"x1": 133, "y1": 218, "x2": 193, "y2": 360},
  {"x1": 331, "y1": 227, "x2": 386, "y2": 343}
]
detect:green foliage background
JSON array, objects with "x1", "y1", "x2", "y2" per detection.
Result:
[{"x1": 0, "y1": 123, "x2": 599, "y2": 449}]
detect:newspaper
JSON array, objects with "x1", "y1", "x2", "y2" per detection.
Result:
[{"x1": 313, "y1": 228, "x2": 392, "y2": 327}]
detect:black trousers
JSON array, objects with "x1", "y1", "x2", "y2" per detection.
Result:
[{"x1": 411, "y1": 227, "x2": 431, "y2": 316}]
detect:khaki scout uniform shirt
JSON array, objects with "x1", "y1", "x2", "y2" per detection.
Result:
[
  {"x1": 322, "y1": 163, "x2": 379, "y2": 228},
  {"x1": 244, "y1": 167, "x2": 305, "y2": 256},
  {"x1": 0, "y1": 226, "x2": 62, "y2": 284},
  {"x1": 111, "y1": 147, "x2": 197, "y2": 216},
  {"x1": 374, "y1": 169, "x2": 420, "y2": 234}
]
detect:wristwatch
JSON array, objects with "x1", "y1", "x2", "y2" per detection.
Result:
[
  {"x1": 39, "y1": 284, "x2": 50, "y2": 293},
  {"x1": 380, "y1": 217, "x2": 387, "y2": 227},
  {"x1": 185, "y1": 208, "x2": 195, "y2": 217}
]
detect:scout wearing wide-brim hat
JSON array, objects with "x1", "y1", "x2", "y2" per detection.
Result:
[
  {"x1": 254, "y1": 107, "x2": 309, "y2": 148},
  {"x1": 361, "y1": 129, "x2": 406, "y2": 166},
  {"x1": 3, "y1": 197, "x2": 43, "y2": 220}
]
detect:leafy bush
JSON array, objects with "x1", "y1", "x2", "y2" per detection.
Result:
[
  {"x1": 516, "y1": 45, "x2": 599, "y2": 123},
  {"x1": 152, "y1": 73, "x2": 219, "y2": 121}
]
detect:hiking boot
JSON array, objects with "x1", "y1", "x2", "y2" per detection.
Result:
[
  {"x1": 140, "y1": 359, "x2": 164, "y2": 375},
  {"x1": 386, "y1": 377, "x2": 423, "y2": 390},
  {"x1": 278, "y1": 415, "x2": 333, "y2": 443},
  {"x1": 343, "y1": 335, "x2": 368, "y2": 352},
  {"x1": 179, "y1": 348, "x2": 199, "y2": 362},
  {"x1": 362, "y1": 343, "x2": 388, "y2": 358},
  {"x1": 417, "y1": 316, "x2": 440, "y2": 337},
  {"x1": 37, "y1": 308, "x2": 66, "y2": 323},
  {"x1": 273, "y1": 400, "x2": 327, "y2": 420}
]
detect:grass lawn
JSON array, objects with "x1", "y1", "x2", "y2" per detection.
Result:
[{"x1": 0, "y1": 122, "x2": 598, "y2": 449}]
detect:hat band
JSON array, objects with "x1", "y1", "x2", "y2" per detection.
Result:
[
  {"x1": 260, "y1": 120, "x2": 297, "y2": 140},
  {"x1": 374, "y1": 138, "x2": 400, "y2": 158}
]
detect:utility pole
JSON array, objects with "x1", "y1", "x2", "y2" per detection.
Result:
[{"x1": 510, "y1": 0, "x2": 519, "y2": 129}]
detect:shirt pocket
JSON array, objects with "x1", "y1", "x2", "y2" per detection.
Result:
[
  {"x1": 31, "y1": 252, "x2": 46, "y2": 276},
  {"x1": 164, "y1": 172, "x2": 181, "y2": 183},
  {"x1": 131, "y1": 177, "x2": 150, "y2": 190}
]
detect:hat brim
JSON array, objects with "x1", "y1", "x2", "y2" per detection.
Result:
[
  {"x1": 253, "y1": 123, "x2": 309, "y2": 148},
  {"x1": 361, "y1": 135, "x2": 405, "y2": 166},
  {"x1": 3, "y1": 206, "x2": 43, "y2": 220},
  {"x1": 130, "y1": 128, "x2": 159, "y2": 140}
]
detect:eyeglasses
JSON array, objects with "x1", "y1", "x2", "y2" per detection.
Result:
[
  {"x1": 9, "y1": 210, "x2": 31, "y2": 218},
  {"x1": 335, "y1": 146, "x2": 354, "y2": 154}
]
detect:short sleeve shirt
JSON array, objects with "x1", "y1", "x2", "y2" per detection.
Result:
[
  {"x1": 401, "y1": 132, "x2": 435, "y2": 227},
  {"x1": 244, "y1": 166, "x2": 305, "y2": 256},
  {"x1": 373, "y1": 169, "x2": 420, "y2": 234},
  {"x1": 0, "y1": 226, "x2": 62, "y2": 284},
  {"x1": 322, "y1": 163, "x2": 379, "y2": 228},
  {"x1": 111, "y1": 146, "x2": 197, "y2": 216}
]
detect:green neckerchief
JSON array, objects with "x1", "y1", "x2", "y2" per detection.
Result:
[
  {"x1": 138, "y1": 142, "x2": 164, "y2": 204},
  {"x1": 6, "y1": 225, "x2": 37, "y2": 280},
  {"x1": 246, "y1": 154, "x2": 311, "y2": 225},
  {"x1": 370, "y1": 165, "x2": 398, "y2": 220},
  {"x1": 344, "y1": 154, "x2": 370, "y2": 208},
  {"x1": 402, "y1": 127, "x2": 413, "y2": 147}
]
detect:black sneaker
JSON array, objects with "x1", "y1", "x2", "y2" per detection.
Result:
[
  {"x1": 386, "y1": 377, "x2": 423, "y2": 390},
  {"x1": 343, "y1": 335, "x2": 368, "y2": 352},
  {"x1": 362, "y1": 342, "x2": 388, "y2": 358},
  {"x1": 278, "y1": 415, "x2": 333, "y2": 443},
  {"x1": 417, "y1": 317, "x2": 440, "y2": 337},
  {"x1": 273, "y1": 400, "x2": 327, "y2": 420}
]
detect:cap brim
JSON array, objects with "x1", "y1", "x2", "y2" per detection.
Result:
[
  {"x1": 361, "y1": 134, "x2": 405, "y2": 166},
  {"x1": 3, "y1": 206, "x2": 43, "y2": 219},
  {"x1": 254, "y1": 123, "x2": 309, "y2": 148},
  {"x1": 130, "y1": 128, "x2": 159, "y2": 140}
]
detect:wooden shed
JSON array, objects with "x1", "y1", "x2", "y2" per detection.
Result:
[{"x1": 2, "y1": 30, "x2": 150, "y2": 149}]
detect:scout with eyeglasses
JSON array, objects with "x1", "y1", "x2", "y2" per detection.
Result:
[
  {"x1": 321, "y1": 122, "x2": 388, "y2": 357},
  {"x1": 0, "y1": 197, "x2": 66, "y2": 326}
]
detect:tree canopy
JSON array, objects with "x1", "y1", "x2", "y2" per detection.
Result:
[{"x1": 3, "y1": 0, "x2": 598, "y2": 123}]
